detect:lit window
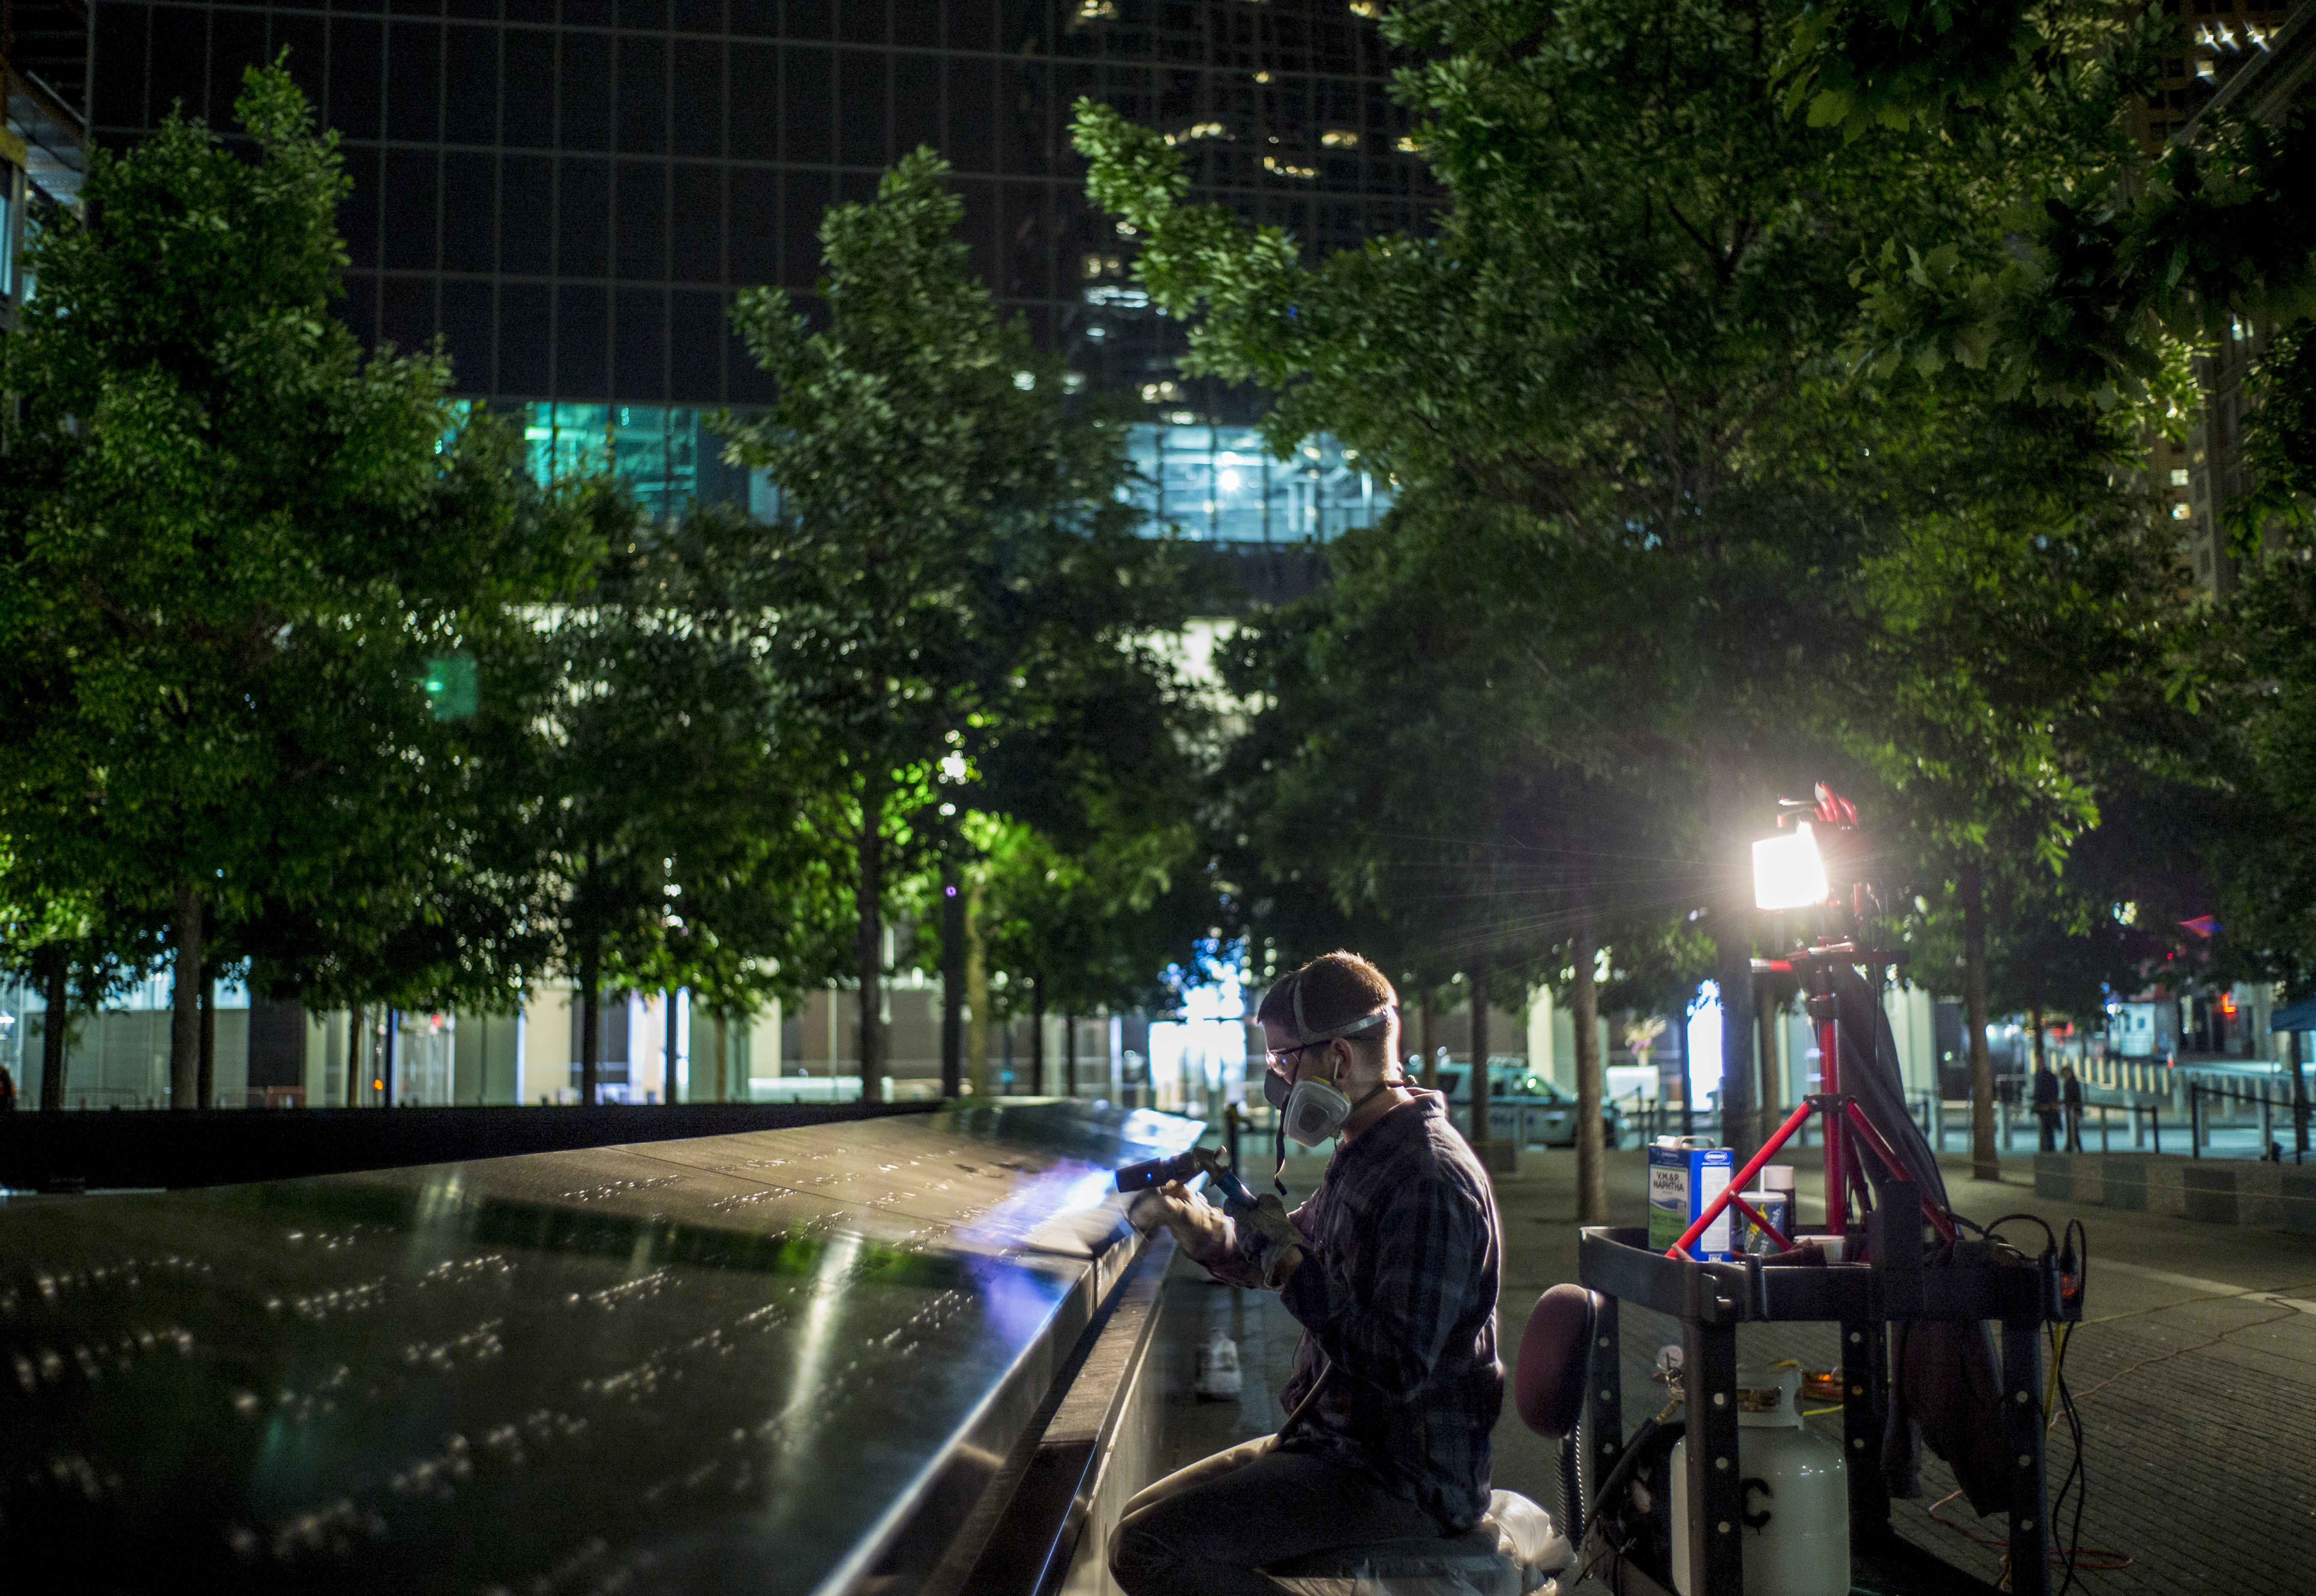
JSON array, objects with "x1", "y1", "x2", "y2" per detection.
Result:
[
  {"x1": 1263, "y1": 156, "x2": 1318, "y2": 180},
  {"x1": 1164, "y1": 121, "x2": 1229, "y2": 147},
  {"x1": 1084, "y1": 253, "x2": 1107, "y2": 279},
  {"x1": 2170, "y1": 468, "x2": 2190, "y2": 486},
  {"x1": 1254, "y1": 71, "x2": 1272, "y2": 84},
  {"x1": 1350, "y1": 0, "x2": 1382, "y2": 14},
  {"x1": 1014, "y1": 372, "x2": 1036, "y2": 390},
  {"x1": 2172, "y1": 503, "x2": 2193, "y2": 520},
  {"x1": 1321, "y1": 130, "x2": 1359, "y2": 148},
  {"x1": 1396, "y1": 135, "x2": 1422, "y2": 154},
  {"x1": 1074, "y1": 0, "x2": 1116, "y2": 19}
]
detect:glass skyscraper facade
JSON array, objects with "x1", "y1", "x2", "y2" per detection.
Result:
[{"x1": 81, "y1": 0, "x2": 1427, "y2": 541}]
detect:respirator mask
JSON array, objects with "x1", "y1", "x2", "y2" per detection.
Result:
[{"x1": 1263, "y1": 975, "x2": 1397, "y2": 1189}]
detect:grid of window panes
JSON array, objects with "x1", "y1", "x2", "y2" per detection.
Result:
[
  {"x1": 519, "y1": 402, "x2": 760, "y2": 519},
  {"x1": 86, "y1": 0, "x2": 1436, "y2": 411},
  {"x1": 0, "y1": 159, "x2": 15, "y2": 306},
  {"x1": 1124, "y1": 424, "x2": 1390, "y2": 544},
  {"x1": 508, "y1": 403, "x2": 1382, "y2": 543}
]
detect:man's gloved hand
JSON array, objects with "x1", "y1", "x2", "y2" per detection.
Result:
[
  {"x1": 1126, "y1": 1179, "x2": 1233, "y2": 1266},
  {"x1": 1242, "y1": 1193, "x2": 1306, "y2": 1291}
]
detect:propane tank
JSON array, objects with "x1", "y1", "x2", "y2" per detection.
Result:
[{"x1": 1670, "y1": 1366, "x2": 1848, "y2": 1596}]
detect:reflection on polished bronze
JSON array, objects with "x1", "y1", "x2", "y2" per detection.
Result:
[{"x1": 0, "y1": 1101, "x2": 1200, "y2": 1593}]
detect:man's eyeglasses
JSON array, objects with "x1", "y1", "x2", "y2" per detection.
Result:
[{"x1": 1264, "y1": 1041, "x2": 1323, "y2": 1072}]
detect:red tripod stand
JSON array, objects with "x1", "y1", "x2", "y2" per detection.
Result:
[{"x1": 1666, "y1": 789, "x2": 1957, "y2": 1260}]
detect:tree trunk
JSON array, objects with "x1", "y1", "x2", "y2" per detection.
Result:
[
  {"x1": 1065, "y1": 1013, "x2": 1079, "y2": 1099},
  {"x1": 382, "y1": 1011, "x2": 399, "y2": 1108},
  {"x1": 1677, "y1": 996, "x2": 1695, "y2": 1141},
  {"x1": 856, "y1": 770, "x2": 887, "y2": 1101},
  {"x1": 940, "y1": 857, "x2": 964, "y2": 1099},
  {"x1": 1030, "y1": 975, "x2": 1047, "y2": 1096},
  {"x1": 2031, "y1": 1008, "x2": 2047, "y2": 1076},
  {"x1": 38, "y1": 944, "x2": 69, "y2": 1112},
  {"x1": 1573, "y1": 909, "x2": 1606, "y2": 1225},
  {"x1": 1710, "y1": 769, "x2": 1760, "y2": 1165},
  {"x1": 966, "y1": 882, "x2": 991, "y2": 1096},
  {"x1": 2293, "y1": 1029, "x2": 2308, "y2": 1159},
  {"x1": 1716, "y1": 944, "x2": 1758, "y2": 1163},
  {"x1": 715, "y1": 1010, "x2": 730, "y2": 1102},
  {"x1": 347, "y1": 1005, "x2": 365, "y2": 1106},
  {"x1": 1469, "y1": 958, "x2": 1493, "y2": 1146},
  {"x1": 1420, "y1": 984, "x2": 1440, "y2": 1090},
  {"x1": 579, "y1": 938, "x2": 602, "y2": 1107},
  {"x1": 1756, "y1": 984, "x2": 1781, "y2": 1121},
  {"x1": 1962, "y1": 860, "x2": 1998, "y2": 1181},
  {"x1": 197, "y1": 960, "x2": 216, "y2": 1112},
  {"x1": 169, "y1": 882, "x2": 203, "y2": 1111},
  {"x1": 664, "y1": 988, "x2": 681, "y2": 1104}
]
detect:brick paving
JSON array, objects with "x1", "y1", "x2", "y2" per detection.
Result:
[{"x1": 1149, "y1": 1140, "x2": 2316, "y2": 1594}]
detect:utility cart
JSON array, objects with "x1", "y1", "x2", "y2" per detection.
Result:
[
  {"x1": 1574, "y1": 785, "x2": 2084, "y2": 1594},
  {"x1": 1577, "y1": 1192, "x2": 2077, "y2": 1595}
]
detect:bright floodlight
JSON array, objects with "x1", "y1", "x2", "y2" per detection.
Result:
[{"x1": 1754, "y1": 823, "x2": 1830, "y2": 911}]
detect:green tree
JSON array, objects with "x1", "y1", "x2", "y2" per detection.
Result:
[
  {"x1": 1075, "y1": 0, "x2": 2192, "y2": 1170},
  {"x1": 1211, "y1": 495, "x2": 1719, "y2": 1218},
  {"x1": 1071, "y1": 0, "x2": 1923, "y2": 1158},
  {"x1": 601, "y1": 502, "x2": 853, "y2": 1101},
  {"x1": 0, "y1": 62, "x2": 597, "y2": 1107},
  {"x1": 721, "y1": 149, "x2": 1187, "y2": 1100}
]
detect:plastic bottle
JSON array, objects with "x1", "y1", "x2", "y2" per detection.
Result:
[{"x1": 1194, "y1": 1330, "x2": 1242, "y2": 1400}]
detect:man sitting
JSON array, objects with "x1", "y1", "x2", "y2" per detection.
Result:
[{"x1": 1114, "y1": 951, "x2": 1505, "y2": 1596}]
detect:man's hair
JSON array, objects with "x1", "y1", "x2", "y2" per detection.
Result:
[{"x1": 1257, "y1": 951, "x2": 1398, "y2": 1050}]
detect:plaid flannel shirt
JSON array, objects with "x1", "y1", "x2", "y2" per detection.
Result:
[{"x1": 1207, "y1": 1090, "x2": 1503, "y2": 1532}]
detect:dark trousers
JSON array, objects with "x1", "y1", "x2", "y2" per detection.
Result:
[
  {"x1": 1110, "y1": 1434, "x2": 1443, "y2": 1596},
  {"x1": 2064, "y1": 1107, "x2": 2083, "y2": 1153},
  {"x1": 2037, "y1": 1110, "x2": 2059, "y2": 1152}
]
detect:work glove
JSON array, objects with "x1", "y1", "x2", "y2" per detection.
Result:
[
  {"x1": 1126, "y1": 1179, "x2": 1233, "y2": 1266},
  {"x1": 1242, "y1": 1193, "x2": 1307, "y2": 1291}
]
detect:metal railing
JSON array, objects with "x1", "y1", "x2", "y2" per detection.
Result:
[{"x1": 2184, "y1": 1074, "x2": 2311, "y2": 1162}]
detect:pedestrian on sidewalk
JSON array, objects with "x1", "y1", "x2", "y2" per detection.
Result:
[
  {"x1": 2060, "y1": 1063, "x2": 2083, "y2": 1153},
  {"x1": 2032, "y1": 1059, "x2": 2061, "y2": 1152}
]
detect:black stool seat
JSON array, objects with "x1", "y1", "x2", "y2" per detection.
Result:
[{"x1": 1266, "y1": 1526, "x2": 1524, "y2": 1595}]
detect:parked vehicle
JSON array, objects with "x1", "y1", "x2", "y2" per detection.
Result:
[{"x1": 1438, "y1": 1059, "x2": 1622, "y2": 1149}]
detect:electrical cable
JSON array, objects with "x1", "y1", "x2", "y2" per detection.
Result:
[
  {"x1": 2068, "y1": 1299, "x2": 2303, "y2": 1404},
  {"x1": 2049, "y1": 1217, "x2": 2088, "y2": 1593},
  {"x1": 1923, "y1": 1489, "x2": 2133, "y2": 1574},
  {"x1": 1959, "y1": 1210, "x2": 2104, "y2": 1586}
]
